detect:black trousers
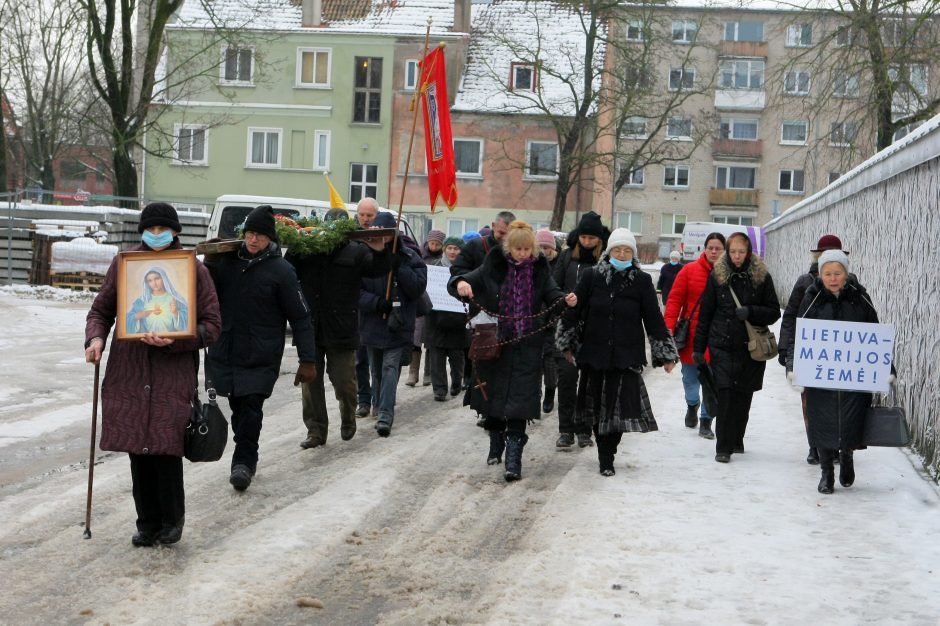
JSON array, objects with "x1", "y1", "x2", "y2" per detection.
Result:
[
  {"x1": 129, "y1": 453, "x2": 184, "y2": 533},
  {"x1": 229, "y1": 394, "x2": 267, "y2": 472},
  {"x1": 555, "y1": 357, "x2": 590, "y2": 435},
  {"x1": 716, "y1": 388, "x2": 754, "y2": 455},
  {"x1": 482, "y1": 416, "x2": 528, "y2": 435},
  {"x1": 592, "y1": 427, "x2": 623, "y2": 470}
]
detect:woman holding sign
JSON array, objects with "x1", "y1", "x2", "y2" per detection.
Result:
[
  {"x1": 693, "y1": 232, "x2": 780, "y2": 464},
  {"x1": 786, "y1": 249, "x2": 886, "y2": 494},
  {"x1": 425, "y1": 236, "x2": 470, "y2": 401}
]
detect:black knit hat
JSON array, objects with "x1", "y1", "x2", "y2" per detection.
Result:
[
  {"x1": 244, "y1": 205, "x2": 278, "y2": 240},
  {"x1": 138, "y1": 202, "x2": 182, "y2": 234},
  {"x1": 566, "y1": 210, "x2": 610, "y2": 248}
]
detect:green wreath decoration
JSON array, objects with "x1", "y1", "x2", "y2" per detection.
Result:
[{"x1": 239, "y1": 214, "x2": 360, "y2": 257}]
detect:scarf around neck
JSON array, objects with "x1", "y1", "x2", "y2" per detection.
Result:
[{"x1": 500, "y1": 255, "x2": 537, "y2": 339}]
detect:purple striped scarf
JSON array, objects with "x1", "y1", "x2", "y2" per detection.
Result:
[{"x1": 500, "y1": 255, "x2": 537, "y2": 339}]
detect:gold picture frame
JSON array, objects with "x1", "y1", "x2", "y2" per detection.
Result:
[{"x1": 116, "y1": 249, "x2": 197, "y2": 341}]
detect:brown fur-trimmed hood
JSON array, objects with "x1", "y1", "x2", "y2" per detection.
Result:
[{"x1": 712, "y1": 253, "x2": 769, "y2": 286}]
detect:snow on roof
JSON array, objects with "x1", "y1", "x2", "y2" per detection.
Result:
[
  {"x1": 173, "y1": 0, "x2": 460, "y2": 35},
  {"x1": 454, "y1": 0, "x2": 605, "y2": 117}
]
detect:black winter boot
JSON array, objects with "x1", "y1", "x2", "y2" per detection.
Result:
[
  {"x1": 698, "y1": 418, "x2": 715, "y2": 440},
  {"x1": 598, "y1": 451, "x2": 615, "y2": 477},
  {"x1": 486, "y1": 430, "x2": 505, "y2": 465},
  {"x1": 503, "y1": 432, "x2": 529, "y2": 482},
  {"x1": 542, "y1": 387, "x2": 556, "y2": 414},
  {"x1": 818, "y1": 449, "x2": 835, "y2": 494},
  {"x1": 839, "y1": 450, "x2": 855, "y2": 487},
  {"x1": 806, "y1": 447, "x2": 819, "y2": 465},
  {"x1": 685, "y1": 403, "x2": 699, "y2": 428}
]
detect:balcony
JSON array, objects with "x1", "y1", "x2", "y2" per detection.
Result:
[
  {"x1": 709, "y1": 188, "x2": 760, "y2": 208},
  {"x1": 712, "y1": 138, "x2": 763, "y2": 160},
  {"x1": 719, "y1": 41, "x2": 768, "y2": 57},
  {"x1": 714, "y1": 89, "x2": 765, "y2": 111}
]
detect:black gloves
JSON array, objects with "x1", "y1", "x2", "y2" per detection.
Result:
[
  {"x1": 735, "y1": 306, "x2": 750, "y2": 320},
  {"x1": 692, "y1": 352, "x2": 706, "y2": 365},
  {"x1": 777, "y1": 349, "x2": 788, "y2": 367},
  {"x1": 376, "y1": 298, "x2": 394, "y2": 315}
]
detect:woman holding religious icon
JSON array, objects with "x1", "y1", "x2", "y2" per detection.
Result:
[{"x1": 785, "y1": 249, "x2": 889, "y2": 495}]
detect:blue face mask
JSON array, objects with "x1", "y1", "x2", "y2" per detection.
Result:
[
  {"x1": 609, "y1": 257, "x2": 632, "y2": 271},
  {"x1": 670, "y1": 260, "x2": 679, "y2": 266},
  {"x1": 142, "y1": 230, "x2": 174, "y2": 249}
]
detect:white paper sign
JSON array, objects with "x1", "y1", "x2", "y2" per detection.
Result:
[
  {"x1": 794, "y1": 319, "x2": 895, "y2": 393},
  {"x1": 425, "y1": 265, "x2": 466, "y2": 314}
]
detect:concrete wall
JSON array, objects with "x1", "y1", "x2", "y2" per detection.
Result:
[{"x1": 763, "y1": 115, "x2": 940, "y2": 482}]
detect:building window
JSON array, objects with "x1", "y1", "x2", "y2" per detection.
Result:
[
  {"x1": 724, "y1": 21, "x2": 763, "y2": 42},
  {"x1": 781, "y1": 120, "x2": 809, "y2": 145},
  {"x1": 625, "y1": 67, "x2": 653, "y2": 89},
  {"x1": 834, "y1": 26, "x2": 855, "y2": 47},
  {"x1": 719, "y1": 58, "x2": 764, "y2": 90},
  {"x1": 174, "y1": 125, "x2": 207, "y2": 165},
  {"x1": 297, "y1": 48, "x2": 331, "y2": 87},
  {"x1": 669, "y1": 67, "x2": 696, "y2": 91},
  {"x1": 354, "y1": 57, "x2": 383, "y2": 123},
  {"x1": 786, "y1": 24, "x2": 813, "y2": 47},
  {"x1": 525, "y1": 141, "x2": 558, "y2": 178},
  {"x1": 626, "y1": 20, "x2": 645, "y2": 42},
  {"x1": 454, "y1": 138, "x2": 483, "y2": 177},
  {"x1": 349, "y1": 163, "x2": 378, "y2": 202},
  {"x1": 672, "y1": 19, "x2": 698, "y2": 43},
  {"x1": 713, "y1": 215, "x2": 754, "y2": 226},
  {"x1": 615, "y1": 211, "x2": 643, "y2": 232},
  {"x1": 833, "y1": 72, "x2": 860, "y2": 98},
  {"x1": 622, "y1": 116, "x2": 647, "y2": 139},
  {"x1": 447, "y1": 218, "x2": 479, "y2": 237},
  {"x1": 889, "y1": 64, "x2": 928, "y2": 97},
  {"x1": 313, "y1": 130, "x2": 330, "y2": 170},
  {"x1": 661, "y1": 213, "x2": 687, "y2": 235},
  {"x1": 511, "y1": 63, "x2": 536, "y2": 91},
  {"x1": 664, "y1": 165, "x2": 690, "y2": 188},
  {"x1": 830, "y1": 121, "x2": 858, "y2": 146},
  {"x1": 719, "y1": 118, "x2": 759, "y2": 140},
  {"x1": 221, "y1": 46, "x2": 253, "y2": 84},
  {"x1": 666, "y1": 117, "x2": 692, "y2": 140},
  {"x1": 715, "y1": 166, "x2": 756, "y2": 189},
  {"x1": 828, "y1": 172, "x2": 841, "y2": 184},
  {"x1": 247, "y1": 128, "x2": 281, "y2": 168},
  {"x1": 778, "y1": 169, "x2": 805, "y2": 193},
  {"x1": 404, "y1": 59, "x2": 419, "y2": 90},
  {"x1": 621, "y1": 166, "x2": 644, "y2": 187},
  {"x1": 784, "y1": 70, "x2": 811, "y2": 95}
]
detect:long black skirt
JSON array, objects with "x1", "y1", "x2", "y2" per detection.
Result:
[{"x1": 577, "y1": 366, "x2": 658, "y2": 436}]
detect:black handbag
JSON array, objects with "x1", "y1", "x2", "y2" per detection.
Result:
[
  {"x1": 673, "y1": 296, "x2": 702, "y2": 351},
  {"x1": 185, "y1": 352, "x2": 228, "y2": 462},
  {"x1": 863, "y1": 400, "x2": 910, "y2": 447}
]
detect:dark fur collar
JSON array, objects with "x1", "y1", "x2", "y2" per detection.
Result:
[
  {"x1": 712, "y1": 254, "x2": 769, "y2": 286},
  {"x1": 596, "y1": 258, "x2": 640, "y2": 285}
]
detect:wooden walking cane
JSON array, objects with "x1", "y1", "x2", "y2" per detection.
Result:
[{"x1": 83, "y1": 361, "x2": 100, "y2": 539}]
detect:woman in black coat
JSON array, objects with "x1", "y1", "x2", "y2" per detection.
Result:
[
  {"x1": 693, "y1": 232, "x2": 780, "y2": 463},
  {"x1": 786, "y1": 250, "x2": 885, "y2": 494},
  {"x1": 425, "y1": 236, "x2": 470, "y2": 401},
  {"x1": 557, "y1": 228, "x2": 678, "y2": 476},
  {"x1": 449, "y1": 221, "x2": 576, "y2": 481}
]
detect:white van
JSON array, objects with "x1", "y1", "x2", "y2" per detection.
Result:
[
  {"x1": 680, "y1": 221, "x2": 766, "y2": 261},
  {"x1": 207, "y1": 194, "x2": 412, "y2": 240}
]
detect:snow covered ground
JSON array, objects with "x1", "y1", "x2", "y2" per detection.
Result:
[{"x1": 0, "y1": 288, "x2": 938, "y2": 625}]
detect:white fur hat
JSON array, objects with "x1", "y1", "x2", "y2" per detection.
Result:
[
  {"x1": 818, "y1": 249, "x2": 849, "y2": 272},
  {"x1": 605, "y1": 228, "x2": 638, "y2": 257}
]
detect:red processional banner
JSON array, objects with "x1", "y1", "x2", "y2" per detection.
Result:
[{"x1": 419, "y1": 47, "x2": 458, "y2": 212}]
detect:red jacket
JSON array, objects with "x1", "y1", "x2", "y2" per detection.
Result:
[{"x1": 663, "y1": 253, "x2": 713, "y2": 365}]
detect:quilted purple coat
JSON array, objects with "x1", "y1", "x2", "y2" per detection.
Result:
[{"x1": 85, "y1": 242, "x2": 221, "y2": 457}]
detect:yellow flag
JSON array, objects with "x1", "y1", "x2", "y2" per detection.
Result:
[{"x1": 324, "y1": 174, "x2": 347, "y2": 211}]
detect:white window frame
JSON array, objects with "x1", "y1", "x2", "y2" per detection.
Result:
[
  {"x1": 512, "y1": 63, "x2": 536, "y2": 91},
  {"x1": 313, "y1": 130, "x2": 330, "y2": 170},
  {"x1": 525, "y1": 140, "x2": 559, "y2": 179},
  {"x1": 622, "y1": 116, "x2": 648, "y2": 139},
  {"x1": 829, "y1": 121, "x2": 858, "y2": 147},
  {"x1": 724, "y1": 21, "x2": 763, "y2": 42},
  {"x1": 668, "y1": 67, "x2": 696, "y2": 91},
  {"x1": 453, "y1": 137, "x2": 484, "y2": 178},
  {"x1": 621, "y1": 166, "x2": 645, "y2": 188},
  {"x1": 246, "y1": 127, "x2": 282, "y2": 168},
  {"x1": 349, "y1": 162, "x2": 378, "y2": 202},
  {"x1": 615, "y1": 211, "x2": 643, "y2": 233},
  {"x1": 295, "y1": 47, "x2": 332, "y2": 88},
  {"x1": 780, "y1": 120, "x2": 809, "y2": 145},
  {"x1": 661, "y1": 213, "x2": 687, "y2": 236},
  {"x1": 712, "y1": 214, "x2": 755, "y2": 226},
  {"x1": 715, "y1": 165, "x2": 757, "y2": 190},
  {"x1": 404, "y1": 59, "x2": 420, "y2": 90},
  {"x1": 719, "y1": 58, "x2": 765, "y2": 90},
  {"x1": 719, "y1": 117, "x2": 759, "y2": 141},
  {"x1": 672, "y1": 19, "x2": 698, "y2": 44},
  {"x1": 835, "y1": 26, "x2": 854, "y2": 47},
  {"x1": 889, "y1": 63, "x2": 928, "y2": 97},
  {"x1": 663, "y1": 164, "x2": 690, "y2": 189},
  {"x1": 626, "y1": 19, "x2": 645, "y2": 42},
  {"x1": 833, "y1": 72, "x2": 860, "y2": 98},
  {"x1": 784, "y1": 70, "x2": 811, "y2": 95},
  {"x1": 778, "y1": 169, "x2": 805, "y2": 193},
  {"x1": 666, "y1": 117, "x2": 692, "y2": 140},
  {"x1": 220, "y1": 45, "x2": 254, "y2": 86},
  {"x1": 447, "y1": 218, "x2": 479, "y2": 237},
  {"x1": 786, "y1": 24, "x2": 813, "y2": 47},
  {"x1": 173, "y1": 124, "x2": 208, "y2": 166}
]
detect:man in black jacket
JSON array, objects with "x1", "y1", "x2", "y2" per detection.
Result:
[
  {"x1": 450, "y1": 210, "x2": 515, "y2": 276},
  {"x1": 206, "y1": 206, "x2": 318, "y2": 491},
  {"x1": 286, "y1": 209, "x2": 390, "y2": 449}
]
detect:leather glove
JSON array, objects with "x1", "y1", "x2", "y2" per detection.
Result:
[
  {"x1": 735, "y1": 306, "x2": 750, "y2": 320},
  {"x1": 376, "y1": 297, "x2": 394, "y2": 315},
  {"x1": 777, "y1": 349, "x2": 787, "y2": 367},
  {"x1": 692, "y1": 352, "x2": 706, "y2": 365},
  {"x1": 787, "y1": 371, "x2": 804, "y2": 393},
  {"x1": 294, "y1": 362, "x2": 318, "y2": 386}
]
